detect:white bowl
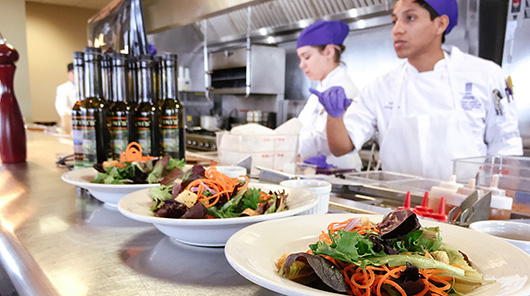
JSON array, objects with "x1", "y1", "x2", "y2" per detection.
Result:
[
  {"x1": 469, "y1": 220, "x2": 530, "y2": 254},
  {"x1": 280, "y1": 179, "x2": 332, "y2": 214},
  {"x1": 117, "y1": 182, "x2": 319, "y2": 247},
  {"x1": 226, "y1": 214, "x2": 530, "y2": 296},
  {"x1": 61, "y1": 168, "x2": 158, "y2": 208},
  {"x1": 215, "y1": 165, "x2": 247, "y2": 179}
]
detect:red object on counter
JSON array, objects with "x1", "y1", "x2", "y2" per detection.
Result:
[
  {"x1": 413, "y1": 191, "x2": 434, "y2": 216},
  {"x1": 397, "y1": 191, "x2": 411, "y2": 210},
  {"x1": 430, "y1": 196, "x2": 448, "y2": 222},
  {"x1": 0, "y1": 35, "x2": 26, "y2": 163}
]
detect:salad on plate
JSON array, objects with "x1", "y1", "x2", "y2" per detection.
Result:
[
  {"x1": 148, "y1": 165, "x2": 289, "y2": 219},
  {"x1": 277, "y1": 209, "x2": 491, "y2": 296},
  {"x1": 91, "y1": 142, "x2": 185, "y2": 184}
]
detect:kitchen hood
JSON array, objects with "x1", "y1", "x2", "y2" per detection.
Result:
[
  {"x1": 197, "y1": 0, "x2": 394, "y2": 48},
  {"x1": 145, "y1": 0, "x2": 395, "y2": 49}
]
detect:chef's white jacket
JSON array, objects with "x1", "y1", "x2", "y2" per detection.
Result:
[
  {"x1": 298, "y1": 64, "x2": 362, "y2": 170},
  {"x1": 55, "y1": 81, "x2": 76, "y2": 117},
  {"x1": 343, "y1": 46, "x2": 523, "y2": 179}
]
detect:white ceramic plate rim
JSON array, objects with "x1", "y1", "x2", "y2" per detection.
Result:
[
  {"x1": 225, "y1": 213, "x2": 530, "y2": 296},
  {"x1": 117, "y1": 182, "x2": 319, "y2": 226},
  {"x1": 469, "y1": 220, "x2": 530, "y2": 244},
  {"x1": 61, "y1": 167, "x2": 159, "y2": 190}
]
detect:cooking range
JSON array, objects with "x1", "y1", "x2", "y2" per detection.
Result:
[{"x1": 186, "y1": 128, "x2": 217, "y2": 151}]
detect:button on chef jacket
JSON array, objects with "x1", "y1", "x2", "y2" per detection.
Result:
[
  {"x1": 298, "y1": 64, "x2": 363, "y2": 170},
  {"x1": 344, "y1": 46, "x2": 523, "y2": 179}
]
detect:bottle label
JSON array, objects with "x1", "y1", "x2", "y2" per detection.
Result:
[
  {"x1": 161, "y1": 116, "x2": 179, "y2": 153},
  {"x1": 72, "y1": 112, "x2": 85, "y2": 170},
  {"x1": 136, "y1": 116, "x2": 152, "y2": 155},
  {"x1": 82, "y1": 108, "x2": 108, "y2": 166},
  {"x1": 83, "y1": 114, "x2": 98, "y2": 167},
  {"x1": 109, "y1": 115, "x2": 129, "y2": 158}
]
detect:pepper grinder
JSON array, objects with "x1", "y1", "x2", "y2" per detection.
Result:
[{"x1": 0, "y1": 32, "x2": 27, "y2": 163}]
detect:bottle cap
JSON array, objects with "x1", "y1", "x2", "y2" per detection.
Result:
[
  {"x1": 397, "y1": 191, "x2": 411, "y2": 210},
  {"x1": 430, "y1": 196, "x2": 448, "y2": 222},
  {"x1": 437, "y1": 175, "x2": 463, "y2": 191},
  {"x1": 413, "y1": 191, "x2": 434, "y2": 216}
]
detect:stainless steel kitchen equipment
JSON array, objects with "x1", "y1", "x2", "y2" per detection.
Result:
[
  {"x1": 207, "y1": 45, "x2": 286, "y2": 95},
  {"x1": 185, "y1": 128, "x2": 217, "y2": 151}
]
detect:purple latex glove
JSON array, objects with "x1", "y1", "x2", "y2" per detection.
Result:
[
  {"x1": 310, "y1": 86, "x2": 352, "y2": 118},
  {"x1": 148, "y1": 43, "x2": 157, "y2": 55},
  {"x1": 303, "y1": 154, "x2": 337, "y2": 169}
]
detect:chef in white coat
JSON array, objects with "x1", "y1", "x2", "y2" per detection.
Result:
[
  {"x1": 296, "y1": 20, "x2": 362, "y2": 170},
  {"x1": 314, "y1": 0, "x2": 523, "y2": 179}
]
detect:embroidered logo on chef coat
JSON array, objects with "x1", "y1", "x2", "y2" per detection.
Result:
[
  {"x1": 383, "y1": 101, "x2": 394, "y2": 110},
  {"x1": 461, "y1": 82, "x2": 481, "y2": 111}
]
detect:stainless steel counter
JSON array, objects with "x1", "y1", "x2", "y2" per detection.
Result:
[{"x1": 0, "y1": 131, "x2": 280, "y2": 296}]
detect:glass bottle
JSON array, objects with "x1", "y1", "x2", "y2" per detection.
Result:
[
  {"x1": 153, "y1": 55, "x2": 163, "y2": 107},
  {"x1": 128, "y1": 56, "x2": 138, "y2": 106},
  {"x1": 0, "y1": 33, "x2": 26, "y2": 163},
  {"x1": 101, "y1": 54, "x2": 113, "y2": 103},
  {"x1": 160, "y1": 54, "x2": 186, "y2": 160},
  {"x1": 108, "y1": 53, "x2": 136, "y2": 158},
  {"x1": 135, "y1": 55, "x2": 161, "y2": 156},
  {"x1": 81, "y1": 47, "x2": 109, "y2": 166},
  {"x1": 71, "y1": 51, "x2": 85, "y2": 170}
]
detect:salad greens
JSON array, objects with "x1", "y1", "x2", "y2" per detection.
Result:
[
  {"x1": 278, "y1": 210, "x2": 488, "y2": 295},
  {"x1": 92, "y1": 155, "x2": 185, "y2": 184},
  {"x1": 148, "y1": 164, "x2": 289, "y2": 219}
]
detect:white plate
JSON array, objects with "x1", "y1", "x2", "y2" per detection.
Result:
[
  {"x1": 117, "y1": 183, "x2": 319, "y2": 247},
  {"x1": 469, "y1": 220, "x2": 530, "y2": 254},
  {"x1": 61, "y1": 168, "x2": 158, "y2": 208},
  {"x1": 225, "y1": 213, "x2": 530, "y2": 296}
]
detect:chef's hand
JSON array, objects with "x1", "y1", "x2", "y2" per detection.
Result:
[
  {"x1": 310, "y1": 86, "x2": 352, "y2": 118},
  {"x1": 304, "y1": 154, "x2": 337, "y2": 169}
]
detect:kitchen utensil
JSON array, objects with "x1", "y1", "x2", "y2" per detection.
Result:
[{"x1": 448, "y1": 191, "x2": 492, "y2": 226}]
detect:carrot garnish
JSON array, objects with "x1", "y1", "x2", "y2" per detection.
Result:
[
  {"x1": 184, "y1": 166, "x2": 249, "y2": 208},
  {"x1": 338, "y1": 262, "x2": 456, "y2": 296},
  {"x1": 119, "y1": 142, "x2": 155, "y2": 163}
]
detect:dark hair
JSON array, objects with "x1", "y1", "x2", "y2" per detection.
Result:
[
  {"x1": 67, "y1": 63, "x2": 74, "y2": 72},
  {"x1": 414, "y1": 0, "x2": 446, "y2": 43},
  {"x1": 314, "y1": 44, "x2": 346, "y2": 63}
]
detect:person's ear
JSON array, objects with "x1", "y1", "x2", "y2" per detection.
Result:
[
  {"x1": 324, "y1": 44, "x2": 336, "y2": 59},
  {"x1": 435, "y1": 15, "x2": 450, "y2": 35}
]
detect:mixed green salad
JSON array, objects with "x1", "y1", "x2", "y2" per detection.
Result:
[
  {"x1": 148, "y1": 165, "x2": 289, "y2": 219},
  {"x1": 92, "y1": 155, "x2": 185, "y2": 184},
  {"x1": 277, "y1": 210, "x2": 490, "y2": 296}
]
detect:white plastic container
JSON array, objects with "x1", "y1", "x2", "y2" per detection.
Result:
[
  {"x1": 280, "y1": 179, "x2": 332, "y2": 215},
  {"x1": 215, "y1": 165, "x2": 246, "y2": 179},
  {"x1": 453, "y1": 155, "x2": 530, "y2": 215},
  {"x1": 428, "y1": 175, "x2": 464, "y2": 213},
  {"x1": 216, "y1": 122, "x2": 299, "y2": 175}
]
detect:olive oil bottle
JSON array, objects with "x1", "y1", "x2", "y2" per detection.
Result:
[
  {"x1": 101, "y1": 53, "x2": 113, "y2": 103},
  {"x1": 81, "y1": 47, "x2": 109, "y2": 166},
  {"x1": 160, "y1": 54, "x2": 185, "y2": 160},
  {"x1": 108, "y1": 53, "x2": 136, "y2": 158},
  {"x1": 128, "y1": 56, "x2": 138, "y2": 106},
  {"x1": 71, "y1": 51, "x2": 85, "y2": 170},
  {"x1": 135, "y1": 55, "x2": 161, "y2": 156}
]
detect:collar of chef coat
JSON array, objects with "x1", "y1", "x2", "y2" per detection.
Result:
[
  {"x1": 317, "y1": 63, "x2": 347, "y2": 92},
  {"x1": 398, "y1": 53, "x2": 454, "y2": 116}
]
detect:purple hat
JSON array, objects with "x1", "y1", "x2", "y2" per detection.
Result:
[
  {"x1": 424, "y1": 0, "x2": 459, "y2": 34},
  {"x1": 297, "y1": 20, "x2": 349, "y2": 48}
]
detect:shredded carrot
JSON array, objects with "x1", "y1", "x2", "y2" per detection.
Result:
[
  {"x1": 318, "y1": 218, "x2": 379, "y2": 246},
  {"x1": 338, "y1": 262, "x2": 456, "y2": 296},
  {"x1": 184, "y1": 166, "x2": 250, "y2": 208},
  {"x1": 119, "y1": 142, "x2": 155, "y2": 163}
]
